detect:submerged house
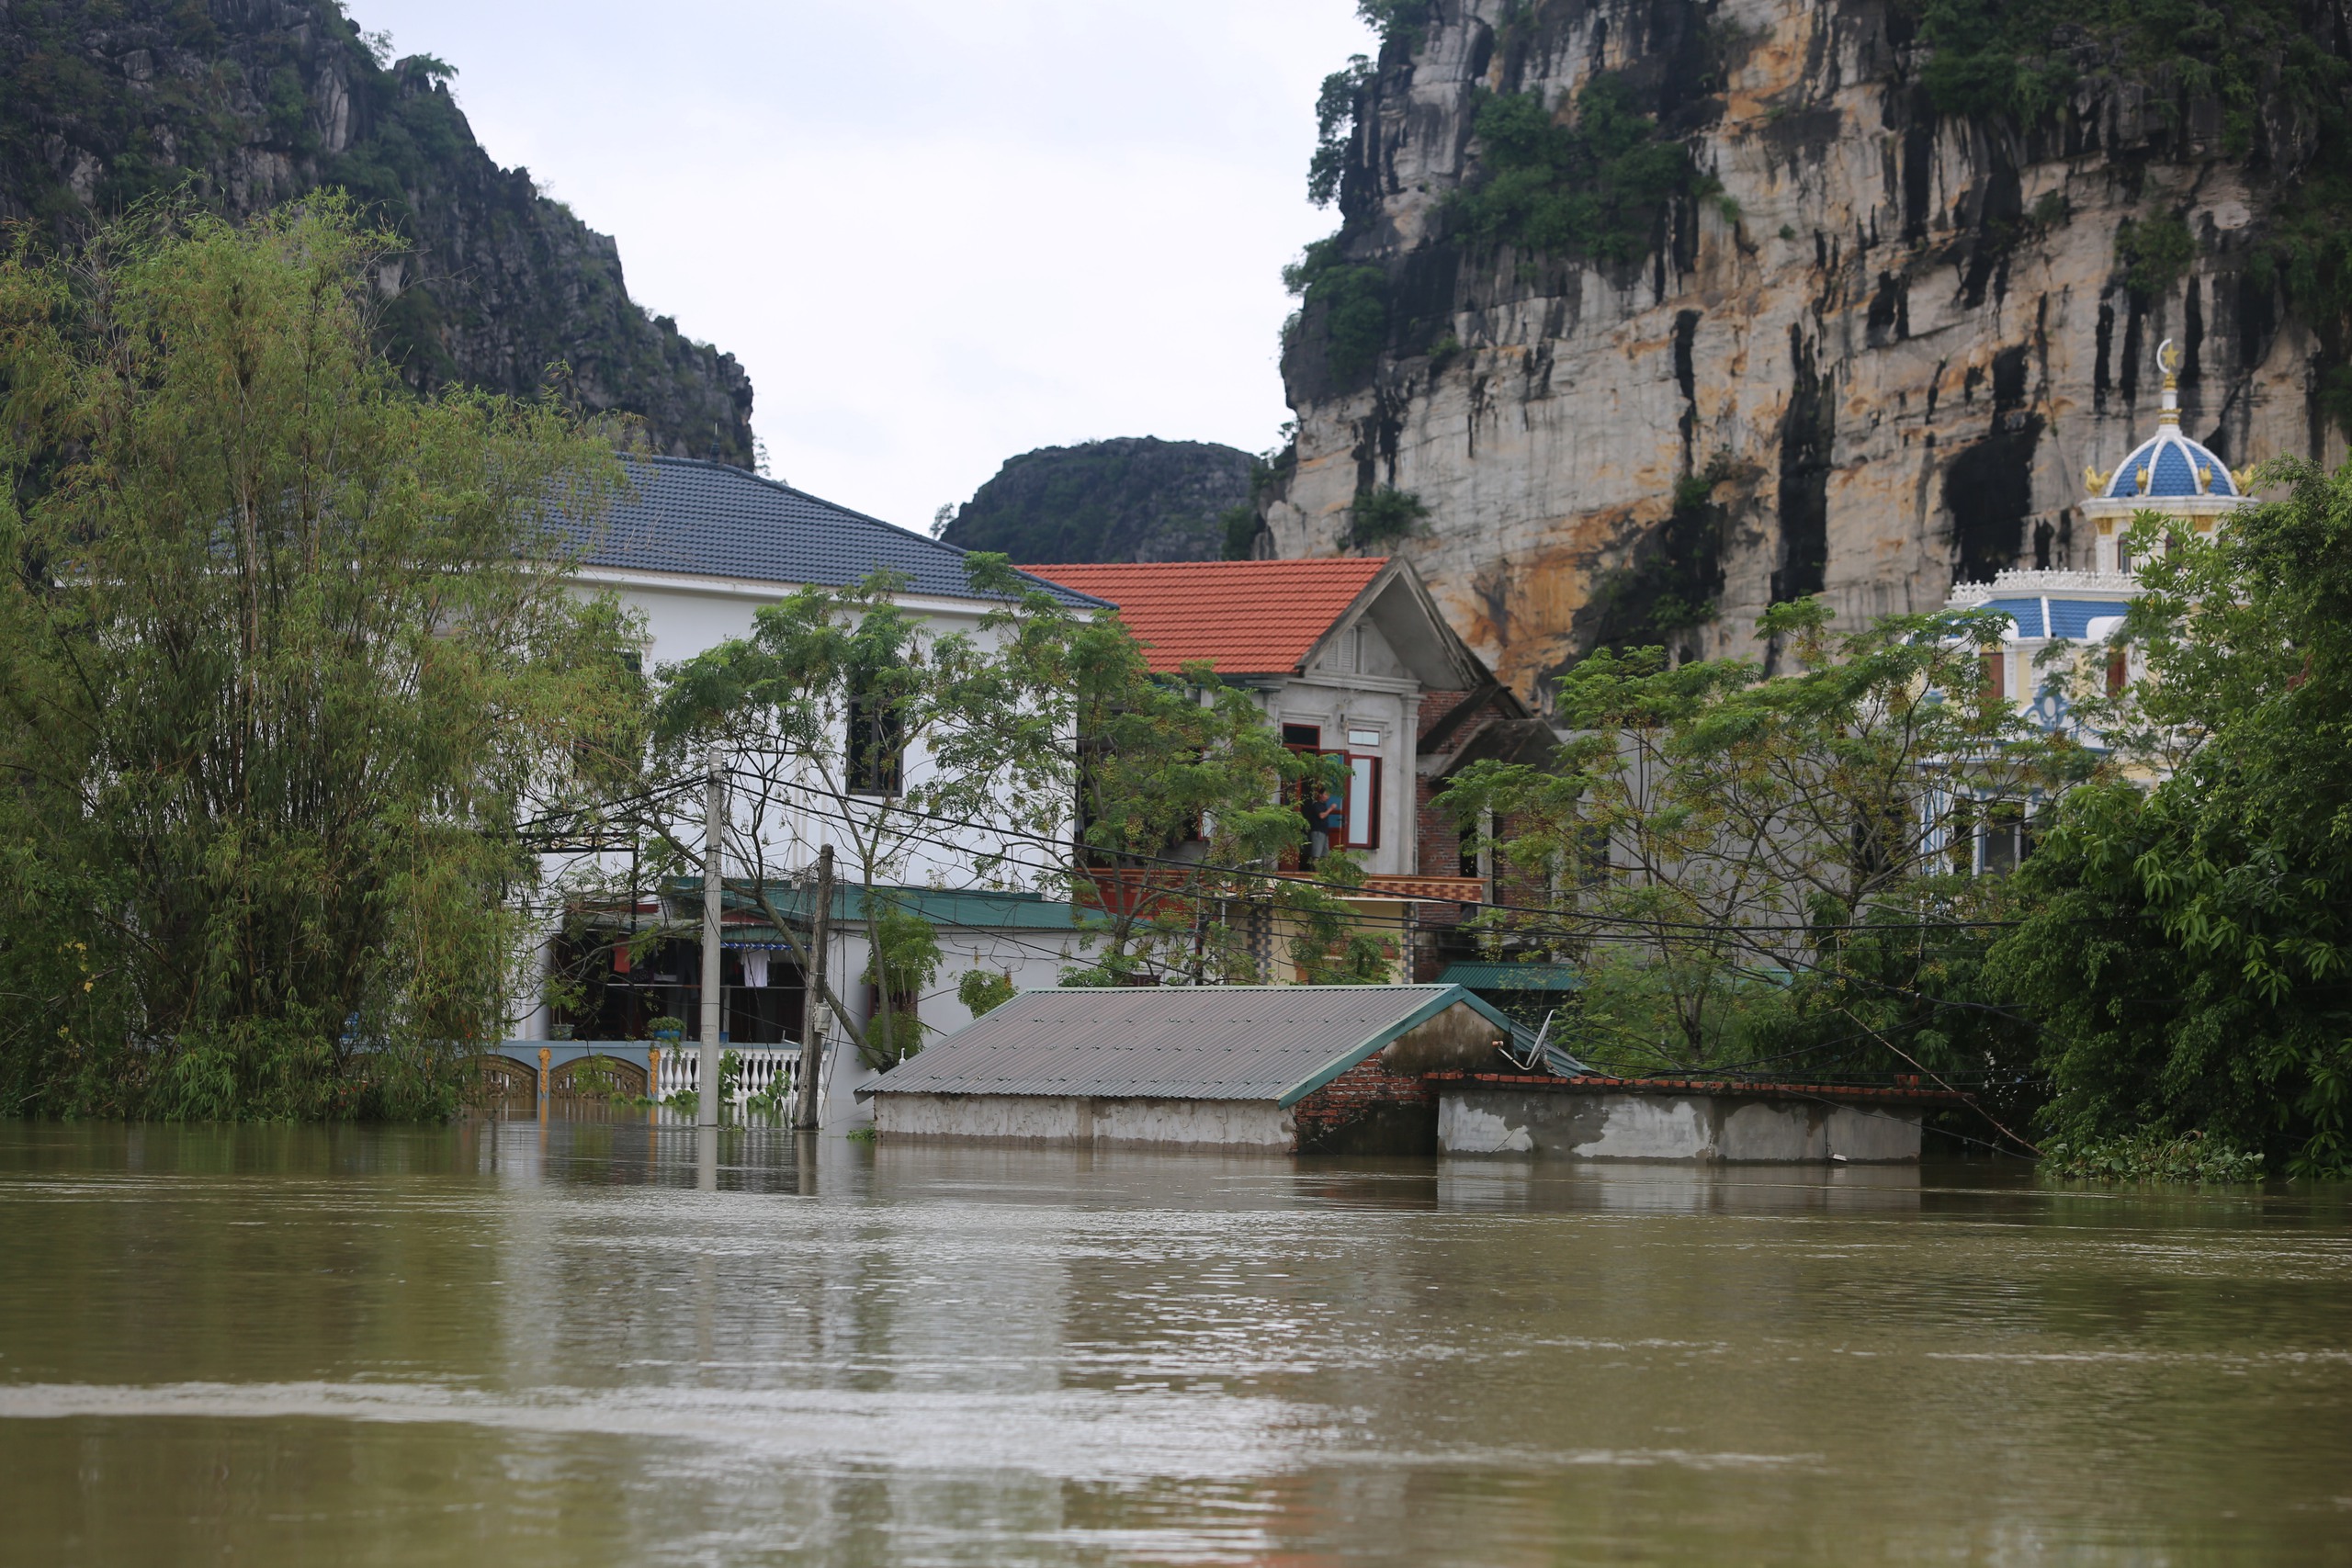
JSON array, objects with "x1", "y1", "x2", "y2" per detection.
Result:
[{"x1": 865, "y1": 984, "x2": 1519, "y2": 1153}]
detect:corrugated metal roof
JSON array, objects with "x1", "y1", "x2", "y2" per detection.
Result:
[
  {"x1": 1017, "y1": 559, "x2": 1388, "y2": 674},
  {"x1": 564, "y1": 456, "x2": 1105, "y2": 608},
  {"x1": 866, "y1": 984, "x2": 1512, "y2": 1106}
]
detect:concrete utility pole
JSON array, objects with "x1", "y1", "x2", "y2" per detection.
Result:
[
  {"x1": 698, "y1": 743, "x2": 723, "y2": 1130},
  {"x1": 792, "y1": 843, "x2": 833, "y2": 1131}
]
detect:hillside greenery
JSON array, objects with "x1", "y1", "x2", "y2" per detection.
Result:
[
  {"x1": 939, "y1": 438, "x2": 1253, "y2": 564},
  {"x1": 0, "y1": 0, "x2": 755, "y2": 462}
]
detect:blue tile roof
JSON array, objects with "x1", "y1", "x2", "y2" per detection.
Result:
[
  {"x1": 2047, "y1": 599, "x2": 2132, "y2": 639},
  {"x1": 564, "y1": 456, "x2": 1105, "y2": 609},
  {"x1": 1981, "y1": 597, "x2": 2046, "y2": 637},
  {"x1": 2102, "y1": 427, "x2": 2237, "y2": 501}
]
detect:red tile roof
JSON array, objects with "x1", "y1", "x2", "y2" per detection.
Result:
[{"x1": 1019, "y1": 559, "x2": 1388, "y2": 675}]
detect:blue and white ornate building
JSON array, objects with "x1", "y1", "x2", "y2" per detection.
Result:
[{"x1": 1943, "y1": 338, "x2": 2253, "y2": 757}]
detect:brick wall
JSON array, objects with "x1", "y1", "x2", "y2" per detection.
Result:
[
  {"x1": 1416, "y1": 689, "x2": 1476, "y2": 882},
  {"x1": 1292, "y1": 1055, "x2": 1436, "y2": 1151}
]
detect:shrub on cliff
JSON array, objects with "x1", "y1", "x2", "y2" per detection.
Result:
[
  {"x1": 0, "y1": 201, "x2": 645, "y2": 1120},
  {"x1": 1452, "y1": 75, "x2": 1708, "y2": 267}
]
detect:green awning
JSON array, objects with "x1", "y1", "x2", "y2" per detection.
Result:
[{"x1": 1438, "y1": 962, "x2": 1583, "y2": 992}]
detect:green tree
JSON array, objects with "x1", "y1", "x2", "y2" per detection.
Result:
[
  {"x1": 1445, "y1": 599, "x2": 2063, "y2": 1087},
  {"x1": 0, "y1": 201, "x2": 642, "y2": 1119},
  {"x1": 650, "y1": 558, "x2": 1080, "y2": 1070},
  {"x1": 862, "y1": 902, "x2": 942, "y2": 1062},
  {"x1": 1994, "y1": 467, "x2": 2352, "y2": 1177},
  {"x1": 1060, "y1": 605, "x2": 1337, "y2": 986}
]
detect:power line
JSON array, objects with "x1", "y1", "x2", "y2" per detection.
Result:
[{"x1": 699, "y1": 765, "x2": 2038, "y2": 940}]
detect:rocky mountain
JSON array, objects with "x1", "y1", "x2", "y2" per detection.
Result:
[
  {"x1": 1262, "y1": 0, "x2": 2351, "y2": 702},
  {"x1": 940, "y1": 437, "x2": 1258, "y2": 563},
  {"x1": 0, "y1": 0, "x2": 754, "y2": 464}
]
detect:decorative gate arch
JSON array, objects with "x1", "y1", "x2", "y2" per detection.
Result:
[
  {"x1": 549, "y1": 1055, "x2": 649, "y2": 1100},
  {"x1": 464, "y1": 1053, "x2": 539, "y2": 1102}
]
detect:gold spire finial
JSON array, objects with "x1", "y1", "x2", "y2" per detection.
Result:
[{"x1": 2156, "y1": 337, "x2": 2183, "y2": 423}]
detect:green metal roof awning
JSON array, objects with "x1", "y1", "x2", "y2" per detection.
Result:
[
  {"x1": 1438, "y1": 962, "x2": 1583, "y2": 992},
  {"x1": 671, "y1": 879, "x2": 1104, "y2": 932}
]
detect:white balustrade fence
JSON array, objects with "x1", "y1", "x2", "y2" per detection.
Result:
[{"x1": 654, "y1": 1045, "x2": 801, "y2": 1108}]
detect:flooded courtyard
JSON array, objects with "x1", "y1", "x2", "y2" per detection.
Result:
[{"x1": 0, "y1": 1118, "x2": 2347, "y2": 1565}]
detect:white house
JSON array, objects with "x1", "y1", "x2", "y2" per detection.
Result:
[{"x1": 515, "y1": 455, "x2": 1110, "y2": 1121}]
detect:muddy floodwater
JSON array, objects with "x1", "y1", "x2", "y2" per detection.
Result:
[{"x1": 1, "y1": 1119, "x2": 2349, "y2": 1565}]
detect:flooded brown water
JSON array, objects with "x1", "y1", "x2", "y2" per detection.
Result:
[{"x1": 1, "y1": 1118, "x2": 2348, "y2": 1566}]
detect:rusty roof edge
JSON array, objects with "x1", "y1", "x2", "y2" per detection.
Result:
[
  {"x1": 1274, "y1": 985, "x2": 1515, "y2": 1109},
  {"x1": 1422, "y1": 1071, "x2": 1972, "y2": 1105}
]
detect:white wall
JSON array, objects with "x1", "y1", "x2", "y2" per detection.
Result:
[{"x1": 1268, "y1": 612, "x2": 1420, "y2": 876}]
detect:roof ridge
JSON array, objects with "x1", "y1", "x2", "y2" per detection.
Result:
[
  {"x1": 1022, "y1": 558, "x2": 1389, "y2": 570},
  {"x1": 612, "y1": 454, "x2": 1109, "y2": 607}
]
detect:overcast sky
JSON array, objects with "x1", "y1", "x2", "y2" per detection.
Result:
[{"x1": 351, "y1": 0, "x2": 1377, "y2": 532}]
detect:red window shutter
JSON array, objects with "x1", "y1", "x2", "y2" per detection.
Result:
[
  {"x1": 2107, "y1": 650, "x2": 2128, "y2": 696},
  {"x1": 1983, "y1": 651, "x2": 2006, "y2": 700}
]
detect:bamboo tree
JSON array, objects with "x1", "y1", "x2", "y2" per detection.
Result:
[{"x1": 0, "y1": 200, "x2": 642, "y2": 1118}]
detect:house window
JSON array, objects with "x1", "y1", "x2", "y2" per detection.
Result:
[
  {"x1": 1979, "y1": 802, "x2": 2031, "y2": 875},
  {"x1": 1983, "y1": 650, "x2": 2007, "y2": 701},
  {"x1": 1343, "y1": 754, "x2": 1381, "y2": 850},
  {"x1": 1948, "y1": 797, "x2": 1977, "y2": 875},
  {"x1": 847, "y1": 673, "x2": 904, "y2": 795},
  {"x1": 2107, "y1": 649, "x2": 2129, "y2": 696}
]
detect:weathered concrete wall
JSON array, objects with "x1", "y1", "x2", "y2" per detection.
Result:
[
  {"x1": 1378, "y1": 1000, "x2": 1512, "y2": 1076},
  {"x1": 874, "y1": 1093, "x2": 1295, "y2": 1152},
  {"x1": 1438, "y1": 1086, "x2": 1921, "y2": 1162}
]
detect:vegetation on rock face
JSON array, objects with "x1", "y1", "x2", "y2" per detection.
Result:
[
  {"x1": 938, "y1": 438, "x2": 1254, "y2": 564},
  {"x1": 1905, "y1": 0, "x2": 2352, "y2": 429},
  {"x1": 1288, "y1": 28, "x2": 1712, "y2": 399},
  {"x1": 1451, "y1": 76, "x2": 1711, "y2": 267},
  {"x1": 0, "y1": 0, "x2": 755, "y2": 463},
  {"x1": 0, "y1": 203, "x2": 644, "y2": 1120},
  {"x1": 1283, "y1": 236, "x2": 1392, "y2": 385},
  {"x1": 1578, "y1": 455, "x2": 1736, "y2": 661},
  {"x1": 1347, "y1": 487, "x2": 1430, "y2": 550},
  {"x1": 2116, "y1": 213, "x2": 2197, "y2": 302}
]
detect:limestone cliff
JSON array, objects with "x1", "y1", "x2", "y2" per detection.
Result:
[
  {"x1": 1262, "y1": 0, "x2": 2351, "y2": 703},
  {"x1": 0, "y1": 0, "x2": 754, "y2": 464}
]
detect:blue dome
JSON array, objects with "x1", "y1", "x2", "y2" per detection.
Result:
[{"x1": 2102, "y1": 426, "x2": 2236, "y2": 500}]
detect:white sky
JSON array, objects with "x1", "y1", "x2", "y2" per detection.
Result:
[{"x1": 349, "y1": 0, "x2": 1377, "y2": 532}]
